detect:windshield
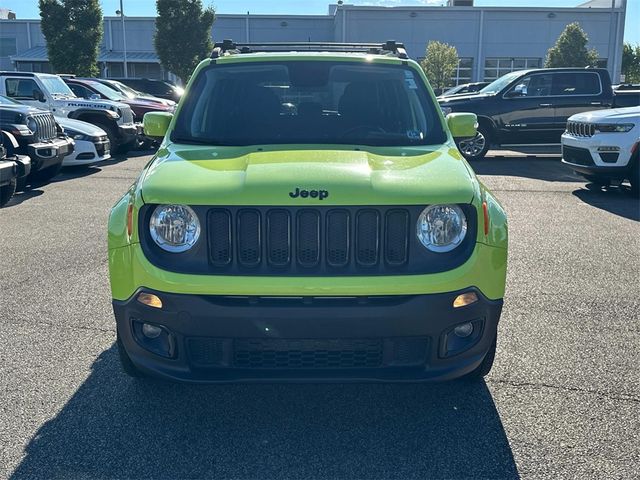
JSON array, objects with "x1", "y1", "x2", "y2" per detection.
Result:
[
  {"x1": 479, "y1": 71, "x2": 524, "y2": 94},
  {"x1": 86, "y1": 81, "x2": 126, "y2": 101},
  {"x1": 172, "y1": 61, "x2": 446, "y2": 147},
  {"x1": 443, "y1": 85, "x2": 464, "y2": 95},
  {"x1": 114, "y1": 81, "x2": 141, "y2": 98},
  {"x1": 0, "y1": 94, "x2": 20, "y2": 105},
  {"x1": 40, "y1": 76, "x2": 75, "y2": 96}
]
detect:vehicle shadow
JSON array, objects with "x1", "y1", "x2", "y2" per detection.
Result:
[
  {"x1": 4, "y1": 187, "x2": 44, "y2": 207},
  {"x1": 573, "y1": 185, "x2": 640, "y2": 221},
  {"x1": 52, "y1": 166, "x2": 103, "y2": 182},
  {"x1": 471, "y1": 155, "x2": 583, "y2": 183},
  {"x1": 10, "y1": 346, "x2": 519, "y2": 479}
]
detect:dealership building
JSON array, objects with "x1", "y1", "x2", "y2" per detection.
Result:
[{"x1": 0, "y1": 0, "x2": 628, "y2": 84}]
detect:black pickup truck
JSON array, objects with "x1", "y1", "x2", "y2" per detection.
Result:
[
  {"x1": 438, "y1": 68, "x2": 640, "y2": 160},
  {"x1": 0, "y1": 95, "x2": 73, "y2": 185}
]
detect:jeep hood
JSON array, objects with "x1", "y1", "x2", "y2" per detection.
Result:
[
  {"x1": 140, "y1": 144, "x2": 477, "y2": 206},
  {"x1": 569, "y1": 106, "x2": 640, "y2": 123}
]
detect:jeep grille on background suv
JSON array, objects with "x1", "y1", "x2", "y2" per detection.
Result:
[
  {"x1": 566, "y1": 121, "x2": 595, "y2": 137},
  {"x1": 30, "y1": 113, "x2": 57, "y2": 142},
  {"x1": 120, "y1": 107, "x2": 134, "y2": 125}
]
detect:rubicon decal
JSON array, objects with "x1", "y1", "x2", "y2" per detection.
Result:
[{"x1": 289, "y1": 187, "x2": 329, "y2": 200}]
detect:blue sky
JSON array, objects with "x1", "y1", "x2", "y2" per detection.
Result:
[{"x1": 1, "y1": 0, "x2": 638, "y2": 44}]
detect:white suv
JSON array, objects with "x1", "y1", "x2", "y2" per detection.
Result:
[
  {"x1": 0, "y1": 72, "x2": 139, "y2": 153},
  {"x1": 561, "y1": 106, "x2": 640, "y2": 195}
]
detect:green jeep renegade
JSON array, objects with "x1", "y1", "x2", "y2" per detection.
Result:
[{"x1": 108, "y1": 41, "x2": 508, "y2": 382}]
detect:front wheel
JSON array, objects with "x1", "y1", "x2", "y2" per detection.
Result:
[
  {"x1": 0, "y1": 178, "x2": 16, "y2": 207},
  {"x1": 457, "y1": 125, "x2": 490, "y2": 161},
  {"x1": 630, "y1": 157, "x2": 639, "y2": 197},
  {"x1": 582, "y1": 174, "x2": 610, "y2": 187},
  {"x1": 462, "y1": 336, "x2": 497, "y2": 381},
  {"x1": 117, "y1": 332, "x2": 144, "y2": 378},
  {"x1": 30, "y1": 162, "x2": 63, "y2": 184}
]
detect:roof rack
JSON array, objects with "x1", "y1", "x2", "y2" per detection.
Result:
[{"x1": 210, "y1": 39, "x2": 408, "y2": 59}]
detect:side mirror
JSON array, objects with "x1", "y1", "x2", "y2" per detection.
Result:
[
  {"x1": 33, "y1": 90, "x2": 46, "y2": 102},
  {"x1": 143, "y1": 111, "x2": 173, "y2": 139},
  {"x1": 505, "y1": 84, "x2": 526, "y2": 98},
  {"x1": 446, "y1": 112, "x2": 477, "y2": 140}
]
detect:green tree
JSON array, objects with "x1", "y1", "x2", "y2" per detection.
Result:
[
  {"x1": 155, "y1": 0, "x2": 215, "y2": 83},
  {"x1": 420, "y1": 41, "x2": 459, "y2": 94},
  {"x1": 545, "y1": 22, "x2": 599, "y2": 68},
  {"x1": 621, "y1": 43, "x2": 640, "y2": 83},
  {"x1": 39, "y1": 0, "x2": 103, "y2": 76}
]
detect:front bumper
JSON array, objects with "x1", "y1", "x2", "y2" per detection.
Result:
[
  {"x1": 114, "y1": 288, "x2": 503, "y2": 382},
  {"x1": 27, "y1": 136, "x2": 74, "y2": 171},
  {"x1": 561, "y1": 133, "x2": 638, "y2": 178},
  {"x1": 0, "y1": 160, "x2": 16, "y2": 186},
  {"x1": 117, "y1": 123, "x2": 142, "y2": 144},
  {"x1": 12, "y1": 154, "x2": 31, "y2": 178},
  {"x1": 62, "y1": 138, "x2": 111, "y2": 166}
]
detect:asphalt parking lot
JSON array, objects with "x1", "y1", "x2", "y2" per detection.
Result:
[{"x1": 0, "y1": 151, "x2": 638, "y2": 479}]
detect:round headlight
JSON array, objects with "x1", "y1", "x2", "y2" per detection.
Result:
[
  {"x1": 149, "y1": 205, "x2": 200, "y2": 253},
  {"x1": 417, "y1": 204, "x2": 467, "y2": 252},
  {"x1": 27, "y1": 117, "x2": 38, "y2": 133}
]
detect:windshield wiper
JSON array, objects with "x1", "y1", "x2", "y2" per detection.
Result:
[{"x1": 171, "y1": 136, "x2": 222, "y2": 145}]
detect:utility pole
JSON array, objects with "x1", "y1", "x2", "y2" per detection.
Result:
[{"x1": 116, "y1": 0, "x2": 128, "y2": 78}]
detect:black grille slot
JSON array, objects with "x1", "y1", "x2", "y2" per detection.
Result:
[
  {"x1": 208, "y1": 209, "x2": 232, "y2": 266},
  {"x1": 187, "y1": 338, "x2": 226, "y2": 367},
  {"x1": 563, "y1": 145, "x2": 594, "y2": 166},
  {"x1": 233, "y1": 338, "x2": 383, "y2": 369},
  {"x1": 326, "y1": 210, "x2": 350, "y2": 268},
  {"x1": 267, "y1": 210, "x2": 291, "y2": 267},
  {"x1": 237, "y1": 209, "x2": 261, "y2": 267},
  {"x1": 385, "y1": 209, "x2": 409, "y2": 266},
  {"x1": 356, "y1": 209, "x2": 380, "y2": 267},
  {"x1": 297, "y1": 210, "x2": 320, "y2": 268}
]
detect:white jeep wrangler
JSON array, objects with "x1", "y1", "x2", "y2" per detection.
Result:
[{"x1": 0, "y1": 72, "x2": 139, "y2": 153}]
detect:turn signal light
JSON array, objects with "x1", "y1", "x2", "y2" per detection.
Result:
[
  {"x1": 453, "y1": 291, "x2": 478, "y2": 308},
  {"x1": 126, "y1": 203, "x2": 134, "y2": 237},
  {"x1": 482, "y1": 201, "x2": 489, "y2": 236},
  {"x1": 137, "y1": 292, "x2": 163, "y2": 309}
]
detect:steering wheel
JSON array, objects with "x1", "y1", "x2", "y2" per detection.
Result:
[{"x1": 341, "y1": 125, "x2": 386, "y2": 138}]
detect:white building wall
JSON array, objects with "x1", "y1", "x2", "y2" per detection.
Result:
[{"x1": 0, "y1": 3, "x2": 627, "y2": 82}]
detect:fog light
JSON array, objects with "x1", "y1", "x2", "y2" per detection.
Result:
[
  {"x1": 142, "y1": 323, "x2": 163, "y2": 339},
  {"x1": 597, "y1": 146, "x2": 620, "y2": 152},
  {"x1": 453, "y1": 322, "x2": 474, "y2": 338},
  {"x1": 137, "y1": 292, "x2": 163, "y2": 309},
  {"x1": 453, "y1": 291, "x2": 478, "y2": 308}
]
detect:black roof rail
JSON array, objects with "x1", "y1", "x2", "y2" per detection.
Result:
[
  {"x1": 0, "y1": 71, "x2": 36, "y2": 77},
  {"x1": 210, "y1": 39, "x2": 408, "y2": 59}
]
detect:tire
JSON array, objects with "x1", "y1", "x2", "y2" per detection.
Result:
[
  {"x1": 457, "y1": 124, "x2": 490, "y2": 161},
  {"x1": 117, "y1": 331, "x2": 144, "y2": 378},
  {"x1": 462, "y1": 335, "x2": 497, "y2": 381},
  {"x1": 583, "y1": 174, "x2": 610, "y2": 187},
  {"x1": 30, "y1": 162, "x2": 63, "y2": 184},
  {"x1": 94, "y1": 121, "x2": 120, "y2": 155},
  {"x1": 16, "y1": 176, "x2": 26, "y2": 191},
  {"x1": 0, "y1": 177, "x2": 16, "y2": 207},
  {"x1": 630, "y1": 157, "x2": 639, "y2": 197}
]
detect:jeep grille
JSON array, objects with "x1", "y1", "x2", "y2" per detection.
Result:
[
  {"x1": 30, "y1": 113, "x2": 57, "y2": 142},
  {"x1": 140, "y1": 204, "x2": 477, "y2": 276},
  {"x1": 566, "y1": 121, "x2": 595, "y2": 137},
  {"x1": 120, "y1": 106, "x2": 134, "y2": 125}
]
